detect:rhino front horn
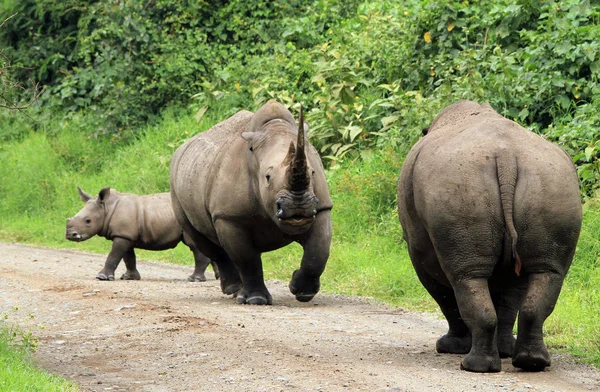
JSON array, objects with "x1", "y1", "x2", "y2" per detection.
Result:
[{"x1": 289, "y1": 104, "x2": 309, "y2": 192}]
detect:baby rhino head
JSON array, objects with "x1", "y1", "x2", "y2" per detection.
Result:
[{"x1": 65, "y1": 187, "x2": 110, "y2": 242}]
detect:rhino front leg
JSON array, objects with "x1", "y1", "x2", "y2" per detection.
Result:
[
  {"x1": 290, "y1": 210, "x2": 332, "y2": 302},
  {"x1": 121, "y1": 248, "x2": 141, "y2": 280},
  {"x1": 97, "y1": 237, "x2": 131, "y2": 281},
  {"x1": 216, "y1": 222, "x2": 271, "y2": 305}
]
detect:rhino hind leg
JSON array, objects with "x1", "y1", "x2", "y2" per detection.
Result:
[
  {"x1": 490, "y1": 278, "x2": 527, "y2": 358},
  {"x1": 184, "y1": 233, "x2": 219, "y2": 281},
  {"x1": 178, "y1": 218, "x2": 241, "y2": 294},
  {"x1": 512, "y1": 272, "x2": 564, "y2": 371},
  {"x1": 188, "y1": 250, "x2": 210, "y2": 282},
  {"x1": 453, "y1": 277, "x2": 502, "y2": 373},
  {"x1": 120, "y1": 248, "x2": 141, "y2": 280},
  {"x1": 409, "y1": 247, "x2": 471, "y2": 354}
]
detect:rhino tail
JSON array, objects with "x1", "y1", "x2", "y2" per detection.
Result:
[{"x1": 496, "y1": 153, "x2": 521, "y2": 277}]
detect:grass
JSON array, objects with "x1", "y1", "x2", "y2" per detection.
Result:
[
  {"x1": 0, "y1": 106, "x2": 599, "y2": 371},
  {"x1": 0, "y1": 324, "x2": 78, "y2": 392}
]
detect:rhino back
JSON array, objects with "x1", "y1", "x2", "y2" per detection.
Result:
[
  {"x1": 135, "y1": 193, "x2": 183, "y2": 250},
  {"x1": 407, "y1": 110, "x2": 580, "y2": 242},
  {"x1": 170, "y1": 110, "x2": 254, "y2": 241}
]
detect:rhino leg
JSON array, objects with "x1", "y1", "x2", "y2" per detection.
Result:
[
  {"x1": 452, "y1": 277, "x2": 502, "y2": 373},
  {"x1": 215, "y1": 222, "x2": 271, "y2": 305},
  {"x1": 175, "y1": 204, "x2": 240, "y2": 293},
  {"x1": 490, "y1": 277, "x2": 526, "y2": 358},
  {"x1": 97, "y1": 237, "x2": 131, "y2": 281},
  {"x1": 120, "y1": 248, "x2": 141, "y2": 280},
  {"x1": 188, "y1": 249, "x2": 210, "y2": 282},
  {"x1": 185, "y1": 239, "x2": 219, "y2": 281},
  {"x1": 408, "y1": 246, "x2": 471, "y2": 355},
  {"x1": 290, "y1": 211, "x2": 332, "y2": 302},
  {"x1": 512, "y1": 272, "x2": 564, "y2": 371},
  {"x1": 211, "y1": 260, "x2": 220, "y2": 280}
]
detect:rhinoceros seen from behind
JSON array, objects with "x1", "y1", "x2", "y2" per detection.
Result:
[
  {"x1": 66, "y1": 187, "x2": 218, "y2": 282},
  {"x1": 397, "y1": 100, "x2": 582, "y2": 373},
  {"x1": 170, "y1": 100, "x2": 333, "y2": 305}
]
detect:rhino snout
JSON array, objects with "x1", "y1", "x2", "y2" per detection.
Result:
[
  {"x1": 275, "y1": 195, "x2": 319, "y2": 230},
  {"x1": 65, "y1": 231, "x2": 83, "y2": 241}
]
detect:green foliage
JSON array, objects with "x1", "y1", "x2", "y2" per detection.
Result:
[
  {"x1": 0, "y1": 313, "x2": 78, "y2": 392},
  {"x1": 545, "y1": 199, "x2": 600, "y2": 365},
  {"x1": 3, "y1": 0, "x2": 599, "y2": 193}
]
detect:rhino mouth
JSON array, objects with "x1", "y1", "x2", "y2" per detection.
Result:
[
  {"x1": 65, "y1": 231, "x2": 85, "y2": 242},
  {"x1": 278, "y1": 214, "x2": 315, "y2": 227}
]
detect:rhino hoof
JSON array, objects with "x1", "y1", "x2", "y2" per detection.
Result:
[
  {"x1": 236, "y1": 290, "x2": 272, "y2": 305},
  {"x1": 247, "y1": 296, "x2": 269, "y2": 305},
  {"x1": 120, "y1": 271, "x2": 141, "y2": 281},
  {"x1": 295, "y1": 293, "x2": 316, "y2": 302},
  {"x1": 187, "y1": 274, "x2": 207, "y2": 282},
  {"x1": 460, "y1": 353, "x2": 502, "y2": 373},
  {"x1": 96, "y1": 273, "x2": 115, "y2": 281},
  {"x1": 512, "y1": 350, "x2": 551, "y2": 372},
  {"x1": 223, "y1": 283, "x2": 242, "y2": 295}
]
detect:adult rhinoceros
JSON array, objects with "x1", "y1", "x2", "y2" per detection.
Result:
[
  {"x1": 170, "y1": 100, "x2": 333, "y2": 305},
  {"x1": 397, "y1": 100, "x2": 582, "y2": 373},
  {"x1": 66, "y1": 187, "x2": 218, "y2": 282}
]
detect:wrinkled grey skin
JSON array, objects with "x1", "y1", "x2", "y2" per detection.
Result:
[
  {"x1": 66, "y1": 187, "x2": 218, "y2": 282},
  {"x1": 170, "y1": 100, "x2": 333, "y2": 305},
  {"x1": 397, "y1": 101, "x2": 582, "y2": 373}
]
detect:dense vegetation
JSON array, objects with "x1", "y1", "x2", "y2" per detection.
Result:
[{"x1": 0, "y1": 0, "x2": 598, "y2": 373}]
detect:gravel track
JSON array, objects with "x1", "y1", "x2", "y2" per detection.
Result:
[{"x1": 1, "y1": 242, "x2": 599, "y2": 391}]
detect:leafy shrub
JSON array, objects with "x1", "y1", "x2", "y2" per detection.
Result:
[{"x1": 2, "y1": 0, "x2": 599, "y2": 195}]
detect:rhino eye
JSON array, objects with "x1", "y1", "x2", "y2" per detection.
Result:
[
  {"x1": 249, "y1": 146, "x2": 254, "y2": 152},
  {"x1": 265, "y1": 174, "x2": 271, "y2": 183},
  {"x1": 84, "y1": 218, "x2": 92, "y2": 224}
]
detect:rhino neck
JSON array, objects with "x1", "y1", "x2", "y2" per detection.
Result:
[{"x1": 99, "y1": 199, "x2": 120, "y2": 239}]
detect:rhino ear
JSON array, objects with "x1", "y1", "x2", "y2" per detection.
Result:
[
  {"x1": 78, "y1": 186, "x2": 92, "y2": 202},
  {"x1": 97, "y1": 187, "x2": 111, "y2": 205},
  {"x1": 241, "y1": 132, "x2": 258, "y2": 143}
]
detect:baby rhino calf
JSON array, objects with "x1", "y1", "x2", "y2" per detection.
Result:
[{"x1": 66, "y1": 187, "x2": 218, "y2": 282}]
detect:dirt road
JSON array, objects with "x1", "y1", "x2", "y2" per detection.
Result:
[{"x1": 1, "y1": 242, "x2": 599, "y2": 391}]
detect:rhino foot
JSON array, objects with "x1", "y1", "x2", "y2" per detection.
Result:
[
  {"x1": 512, "y1": 344, "x2": 550, "y2": 371},
  {"x1": 235, "y1": 290, "x2": 272, "y2": 305},
  {"x1": 120, "y1": 270, "x2": 141, "y2": 280},
  {"x1": 222, "y1": 282, "x2": 242, "y2": 296},
  {"x1": 96, "y1": 273, "x2": 115, "y2": 281},
  {"x1": 436, "y1": 334, "x2": 471, "y2": 354},
  {"x1": 460, "y1": 352, "x2": 502, "y2": 373},
  {"x1": 289, "y1": 269, "x2": 320, "y2": 302},
  {"x1": 187, "y1": 273, "x2": 207, "y2": 282}
]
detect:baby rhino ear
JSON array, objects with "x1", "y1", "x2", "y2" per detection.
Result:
[
  {"x1": 97, "y1": 187, "x2": 111, "y2": 205},
  {"x1": 78, "y1": 186, "x2": 92, "y2": 202}
]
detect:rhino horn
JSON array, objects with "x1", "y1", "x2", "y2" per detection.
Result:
[{"x1": 289, "y1": 104, "x2": 310, "y2": 193}]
